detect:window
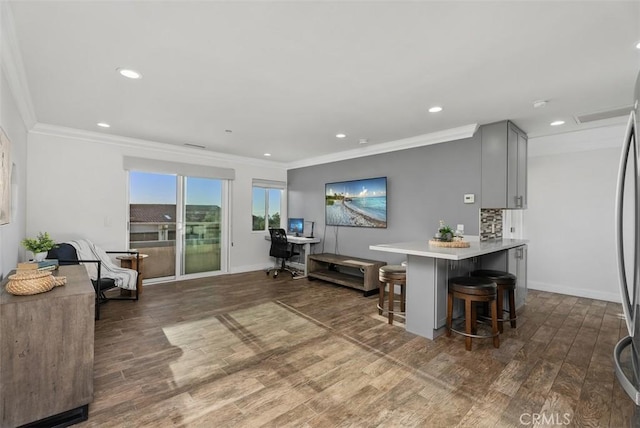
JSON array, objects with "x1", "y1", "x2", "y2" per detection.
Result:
[
  {"x1": 252, "y1": 180, "x2": 285, "y2": 231},
  {"x1": 128, "y1": 171, "x2": 228, "y2": 279}
]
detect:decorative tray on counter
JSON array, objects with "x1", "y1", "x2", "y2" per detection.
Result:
[{"x1": 428, "y1": 239, "x2": 471, "y2": 248}]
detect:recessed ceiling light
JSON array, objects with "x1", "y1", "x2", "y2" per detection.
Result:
[
  {"x1": 264, "y1": 153, "x2": 271, "y2": 157},
  {"x1": 359, "y1": 138, "x2": 369, "y2": 145},
  {"x1": 636, "y1": 40, "x2": 640, "y2": 49},
  {"x1": 428, "y1": 106, "x2": 443, "y2": 113},
  {"x1": 533, "y1": 100, "x2": 548, "y2": 108},
  {"x1": 117, "y1": 68, "x2": 142, "y2": 79},
  {"x1": 550, "y1": 120, "x2": 565, "y2": 126},
  {"x1": 97, "y1": 122, "x2": 110, "y2": 128},
  {"x1": 336, "y1": 133, "x2": 347, "y2": 139}
]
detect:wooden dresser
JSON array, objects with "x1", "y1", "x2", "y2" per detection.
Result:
[{"x1": 0, "y1": 265, "x2": 95, "y2": 427}]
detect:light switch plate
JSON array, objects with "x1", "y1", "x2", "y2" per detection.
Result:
[{"x1": 464, "y1": 194, "x2": 475, "y2": 204}]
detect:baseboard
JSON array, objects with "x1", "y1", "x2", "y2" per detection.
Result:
[
  {"x1": 229, "y1": 263, "x2": 271, "y2": 274},
  {"x1": 528, "y1": 280, "x2": 622, "y2": 303}
]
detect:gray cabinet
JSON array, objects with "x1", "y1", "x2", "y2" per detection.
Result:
[
  {"x1": 507, "y1": 245, "x2": 528, "y2": 310},
  {"x1": 481, "y1": 120, "x2": 528, "y2": 209}
]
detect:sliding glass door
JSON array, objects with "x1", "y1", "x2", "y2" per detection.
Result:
[
  {"x1": 129, "y1": 171, "x2": 178, "y2": 280},
  {"x1": 183, "y1": 177, "x2": 222, "y2": 275},
  {"x1": 129, "y1": 171, "x2": 226, "y2": 281}
]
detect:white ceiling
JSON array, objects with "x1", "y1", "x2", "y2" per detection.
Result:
[{"x1": 5, "y1": 1, "x2": 640, "y2": 164}]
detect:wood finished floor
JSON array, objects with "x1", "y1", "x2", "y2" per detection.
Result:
[{"x1": 78, "y1": 271, "x2": 635, "y2": 427}]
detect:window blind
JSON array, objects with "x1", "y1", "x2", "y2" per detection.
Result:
[
  {"x1": 123, "y1": 156, "x2": 235, "y2": 180},
  {"x1": 252, "y1": 179, "x2": 285, "y2": 189}
]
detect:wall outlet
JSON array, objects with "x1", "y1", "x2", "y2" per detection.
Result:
[
  {"x1": 457, "y1": 224, "x2": 464, "y2": 234},
  {"x1": 464, "y1": 194, "x2": 475, "y2": 204}
]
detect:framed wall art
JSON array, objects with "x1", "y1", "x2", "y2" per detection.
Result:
[
  {"x1": 0, "y1": 127, "x2": 11, "y2": 225},
  {"x1": 325, "y1": 176, "x2": 387, "y2": 228}
]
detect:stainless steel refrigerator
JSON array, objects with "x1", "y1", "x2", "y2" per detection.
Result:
[{"x1": 615, "y1": 69, "x2": 640, "y2": 425}]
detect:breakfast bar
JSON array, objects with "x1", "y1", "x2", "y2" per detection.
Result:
[{"x1": 370, "y1": 238, "x2": 528, "y2": 340}]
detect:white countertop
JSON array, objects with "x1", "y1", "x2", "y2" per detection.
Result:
[{"x1": 369, "y1": 238, "x2": 528, "y2": 260}]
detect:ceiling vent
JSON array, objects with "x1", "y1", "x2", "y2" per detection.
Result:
[
  {"x1": 575, "y1": 106, "x2": 632, "y2": 124},
  {"x1": 184, "y1": 143, "x2": 206, "y2": 149}
]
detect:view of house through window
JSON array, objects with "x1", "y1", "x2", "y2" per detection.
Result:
[
  {"x1": 184, "y1": 176, "x2": 222, "y2": 274},
  {"x1": 252, "y1": 182, "x2": 283, "y2": 231},
  {"x1": 129, "y1": 171, "x2": 224, "y2": 280}
]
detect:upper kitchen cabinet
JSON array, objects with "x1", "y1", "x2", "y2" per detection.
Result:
[{"x1": 481, "y1": 120, "x2": 528, "y2": 209}]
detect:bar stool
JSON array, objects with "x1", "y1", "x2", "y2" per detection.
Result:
[
  {"x1": 470, "y1": 269, "x2": 517, "y2": 333},
  {"x1": 378, "y1": 265, "x2": 406, "y2": 324},
  {"x1": 446, "y1": 276, "x2": 500, "y2": 351}
]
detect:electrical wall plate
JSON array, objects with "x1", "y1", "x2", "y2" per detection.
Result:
[{"x1": 464, "y1": 194, "x2": 475, "y2": 204}]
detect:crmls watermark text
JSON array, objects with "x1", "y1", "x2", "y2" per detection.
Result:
[{"x1": 519, "y1": 412, "x2": 572, "y2": 426}]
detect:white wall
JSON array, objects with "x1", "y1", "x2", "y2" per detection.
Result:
[
  {"x1": 26, "y1": 128, "x2": 287, "y2": 273},
  {"x1": 526, "y1": 124, "x2": 626, "y2": 302},
  {"x1": 0, "y1": 69, "x2": 28, "y2": 279}
]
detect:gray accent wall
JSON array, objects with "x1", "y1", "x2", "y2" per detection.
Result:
[{"x1": 287, "y1": 133, "x2": 482, "y2": 264}]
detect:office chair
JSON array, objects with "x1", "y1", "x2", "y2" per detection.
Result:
[{"x1": 266, "y1": 228, "x2": 300, "y2": 278}]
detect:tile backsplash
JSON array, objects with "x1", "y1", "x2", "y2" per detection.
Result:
[{"x1": 480, "y1": 209, "x2": 503, "y2": 241}]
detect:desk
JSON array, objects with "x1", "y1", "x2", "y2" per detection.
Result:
[
  {"x1": 370, "y1": 238, "x2": 527, "y2": 340},
  {"x1": 265, "y1": 234, "x2": 321, "y2": 276}
]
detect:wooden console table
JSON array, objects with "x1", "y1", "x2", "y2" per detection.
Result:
[
  {"x1": 0, "y1": 265, "x2": 95, "y2": 427},
  {"x1": 307, "y1": 253, "x2": 386, "y2": 296}
]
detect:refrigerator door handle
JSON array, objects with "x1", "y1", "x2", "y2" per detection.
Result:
[
  {"x1": 615, "y1": 111, "x2": 637, "y2": 335},
  {"x1": 614, "y1": 336, "x2": 640, "y2": 405}
]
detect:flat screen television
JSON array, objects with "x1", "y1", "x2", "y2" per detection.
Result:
[
  {"x1": 287, "y1": 217, "x2": 304, "y2": 236},
  {"x1": 325, "y1": 177, "x2": 387, "y2": 228}
]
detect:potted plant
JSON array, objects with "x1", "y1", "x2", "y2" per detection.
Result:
[
  {"x1": 435, "y1": 220, "x2": 455, "y2": 242},
  {"x1": 21, "y1": 232, "x2": 56, "y2": 261}
]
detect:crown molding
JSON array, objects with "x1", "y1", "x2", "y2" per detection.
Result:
[
  {"x1": 1, "y1": 2, "x2": 37, "y2": 129},
  {"x1": 284, "y1": 124, "x2": 479, "y2": 170},
  {"x1": 30, "y1": 123, "x2": 289, "y2": 169},
  {"x1": 528, "y1": 123, "x2": 626, "y2": 158}
]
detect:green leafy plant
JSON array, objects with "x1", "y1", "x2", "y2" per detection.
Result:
[
  {"x1": 21, "y1": 232, "x2": 56, "y2": 253},
  {"x1": 435, "y1": 220, "x2": 456, "y2": 241},
  {"x1": 438, "y1": 224, "x2": 454, "y2": 236}
]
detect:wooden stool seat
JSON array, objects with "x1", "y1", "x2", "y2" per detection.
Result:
[
  {"x1": 447, "y1": 276, "x2": 500, "y2": 351},
  {"x1": 470, "y1": 269, "x2": 517, "y2": 333},
  {"x1": 378, "y1": 265, "x2": 406, "y2": 325}
]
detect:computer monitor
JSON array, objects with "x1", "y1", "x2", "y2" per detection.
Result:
[{"x1": 287, "y1": 218, "x2": 304, "y2": 236}]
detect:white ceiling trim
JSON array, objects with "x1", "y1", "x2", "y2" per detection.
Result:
[
  {"x1": 1, "y1": 2, "x2": 36, "y2": 129},
  {"x1": 528, "y1": 123, "x2": 626, "y2": 158},
  {"x1": 285, "y1": 124, "x2": 479, "y2": 170},
  {"x1": 30, "y1": 123, "x2": 289, "y2": 169}
]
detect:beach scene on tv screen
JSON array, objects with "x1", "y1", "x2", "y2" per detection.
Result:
[{"x1": 325, "y1": 177, "x2": 387, "y2": 228}]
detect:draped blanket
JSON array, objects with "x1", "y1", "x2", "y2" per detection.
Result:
[{"x1": 69, "y1": 239, "x2": 138, "y2": 291}]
